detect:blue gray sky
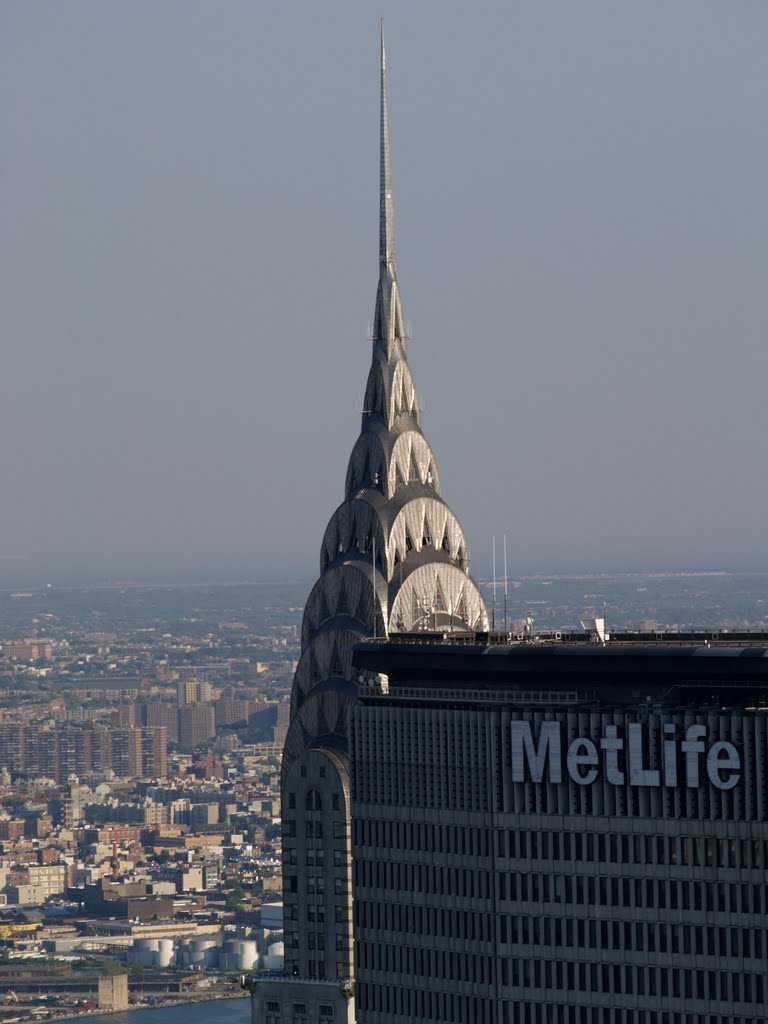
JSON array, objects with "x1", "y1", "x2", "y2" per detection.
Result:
[{"x1": 2, "y1": 1, "x2": 766, "y2": 584}]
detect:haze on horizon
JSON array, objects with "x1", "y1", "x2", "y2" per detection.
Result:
[{"x1": 2, "y1": 1, "x2": 766, "y2": 587}]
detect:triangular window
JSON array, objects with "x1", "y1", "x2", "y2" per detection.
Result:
[
  {"x1": 353, "y1": 588, "x2": 368, "y2": 626},
  {"x1": 422, "y1": 512, "x2": 432, "y2": 548},
  {"x1": 336, "y1": 579, "x2": 349, "y2": 616},
  {"x1": 330, "y1": 643, "x2": 344, "y2": 677},
  {"x1": 318, "y1": 590, "x2": 331, "y2": 624}
]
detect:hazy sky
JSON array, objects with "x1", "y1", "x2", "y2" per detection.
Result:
[{"x1": 2, "y1": 1, "x2": 767, "y2": 585}]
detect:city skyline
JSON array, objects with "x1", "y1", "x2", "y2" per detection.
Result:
[{"x1": 3, "y1": 3, "x2": 767, "y2": 585}]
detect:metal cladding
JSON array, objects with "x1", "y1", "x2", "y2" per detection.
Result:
[{"x1": 282, "y1": 28, "x2": 488, "y2": 783}]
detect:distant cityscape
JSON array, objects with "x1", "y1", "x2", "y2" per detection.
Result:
[
  {"x1": 0, "y1": 570, "x2": 763, "y2": 1018},
  {"x1": 0, "y1": 577, "x2": 761, "y2": 1015}
]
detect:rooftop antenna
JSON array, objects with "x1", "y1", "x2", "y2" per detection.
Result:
[
  {"x1": 491, "y1": 536, "x2": 497, "y2": 630},
  {"x1": 503, "y1": 533, "x2": 509, "y2": 632}
]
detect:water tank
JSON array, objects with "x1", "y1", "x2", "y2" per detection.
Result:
[
  {"x1": 182, "y1": 938, "x2": 218, "y2": 968},
  {"x1": 221, "y1": 939, "x2": 258, "y2": 972},
  {"x1": 132, "y1": 938, "x2": 160, "y2": 967},
  {"x1": 263, "y1": 941, "x2": 284, "y2": 971},
  {"x1": 157, "y1": 939, "x2": 175, "y2": 967}
]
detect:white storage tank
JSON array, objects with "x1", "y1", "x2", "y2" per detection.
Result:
[
  {"x1": 263, "y1": 941, "x2": 284, "y2": 972},
  {"x1": 132, "y1": 938, "x2": 159, "y2": 967},
  {"x1": 157, "y1": 938, "x2": 175, "y2": 967},
  {"x1": 181, "y1": 938, "x2": 218, "y2": 968},
  {"x1": 221, "y1": 939, "x2": 258, "y2": 971}
]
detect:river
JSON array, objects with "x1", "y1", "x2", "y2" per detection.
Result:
[{"x1": 69, "y1": 997, "x2": 250, "y2": 1024}]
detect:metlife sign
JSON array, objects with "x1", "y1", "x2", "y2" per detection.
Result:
[{"x1": 510, "y1": 721, "x2": 741, "y2": 791}]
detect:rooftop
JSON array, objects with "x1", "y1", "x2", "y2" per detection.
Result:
[{"x1": 353, "y1": 631, "x2": 768, "y2": 707}]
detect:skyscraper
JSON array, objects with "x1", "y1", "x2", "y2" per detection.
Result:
[
  {"x1": 351, "y1": 632, "x2": 768, "y2": 1023},
  {"x1": 250, "y1": 26, "x2": 488, "y2": 1024}
]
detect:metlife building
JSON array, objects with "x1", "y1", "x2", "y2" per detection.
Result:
[{"x1": 351, "y1": 632, "x2": 768, "y2": 1024}]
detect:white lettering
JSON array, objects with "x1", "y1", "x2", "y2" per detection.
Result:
[
  {"x1": 628, "y1": 722, "x2": 660, "y2": 786},
  {"x1": 509, "y1": 720, "x2": 741, "y2": 790},
  {"x1": 681, "y1": 725, "x2": 707, "y2": 787},
  {"x1": 510, "y1": 721, "x2": 562, "y2": 784},
  {"x1": 567, "y1": 738, "x2": 598, "y2": 785},
  {"x1": 600, "y1": 725, "x2": 625, "y2": 785},
  {"x1": 706, "y1": 741, "x2": 740, "y2": 790},
  {"x1": 663, "y1": 724, "x2": 678, "y2": 786}
]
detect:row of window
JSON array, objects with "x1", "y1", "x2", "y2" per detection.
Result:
[
  {"x1": 353, "y1": 817, "x2": 491, "y2": 856},
  {"x1": 358, "y1": 969, "x2": 768, "y2": 1022},
  {"x1": 357, "y1": 940, "x2": 494, "y2": 985},
  {"x1": 284, "y1": 902, "x2": 347, "y2": 924},
  {"x1": 356, "y1": 892, "x2": 768, "y2": 953},
  {"x1": 352, "y1": 818, "x2": 768, "y2": 869},
  {"x1": 507, "y1": 1006, "x2": 764, "y2": 1024},
  {"x1": 284, "y1": 849, "x2": 346, "y2": 867},
  {"x1": 354, "y1": 857, "x2": 492, "y2": 900},
  {"x1": 285, "y1": 931, "x2": 346, "y2": 950},
  {"x1": 286, "y1": 960, "x2": 347, "y2": 980},
  {"x1": 500, "y1": 828, "x2": 768, "y2": 869},
  {"x1": 503, "y1": 872, "x2": 768, "y2": 915},
  {"x1": 504, "y1": 959, "x2": 766, "y2": 1002},
  {"x1": 352, "y1": 757, "x2": 492, "y2": 811},
  {"x1": 283, "y1": 873, "x2": 347, "y2": 895},
  {"x1": 355, "y1": 899, "x2": 493, "y2": 943},
  {"x1": 507, "y1": 914, "x2": 768, "y2": 960},
  {"x1": 354, "y1": 861, "x2": 768, "y2": 917},
  {"x1": 357, "y1": 981, "x2": 495, "y2": 1023},
  {"x1": 264, "y1": 1002, "x2": 334, "y2": 1024},
  {"x1": 286, "y1": 789, "x2": 342, "y2": 811},
  {"x1": 358, "y1": 937, "x2": 768, "y2": 1002},
  {"x1": 283, "y1": 820, "x2": 347, "y2": 839}
]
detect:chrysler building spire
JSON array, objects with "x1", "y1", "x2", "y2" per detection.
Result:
[
  {"x1": 374, "y1": 22, "x2": 407, "y2": 359},
  {"x1": 379, "y1": 23, "x2": 395, "y2": 270},
  {"x1": 275, "y1": 30, "x2": 489, "y2": 993}
]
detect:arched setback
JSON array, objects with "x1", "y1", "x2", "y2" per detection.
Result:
[
  {"x1": 345, "y1": 428, "x2": 440, "y2": 500},
  {"x1": 362, "y1": 349, "x2": 419, "y2": 432},
  {"x1": 389, "y1": 562, "x2": 489, "y2": 633},
  {"x1": 387, "y1": 496, "x2": 469, "y2": 573},
  {"x1": 301, "y1": 562, "x2": 389, "y2": 649},
  {"x1": 284, "y1": 684, "x2": 354, "y2": 770},
  {"x1": 320, "y1": 500, "x2": 388, "y2": 576},
  {"x1": 320, "y1": 493, "x2": 470, "y2": 581},
  {"x1": 281, "y1": 748, "x2": 353, "y2": 981}
]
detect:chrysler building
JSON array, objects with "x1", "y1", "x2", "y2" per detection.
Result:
[{"x1": 262, "y1": 28, "x2": 488, "y2": 1019}]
